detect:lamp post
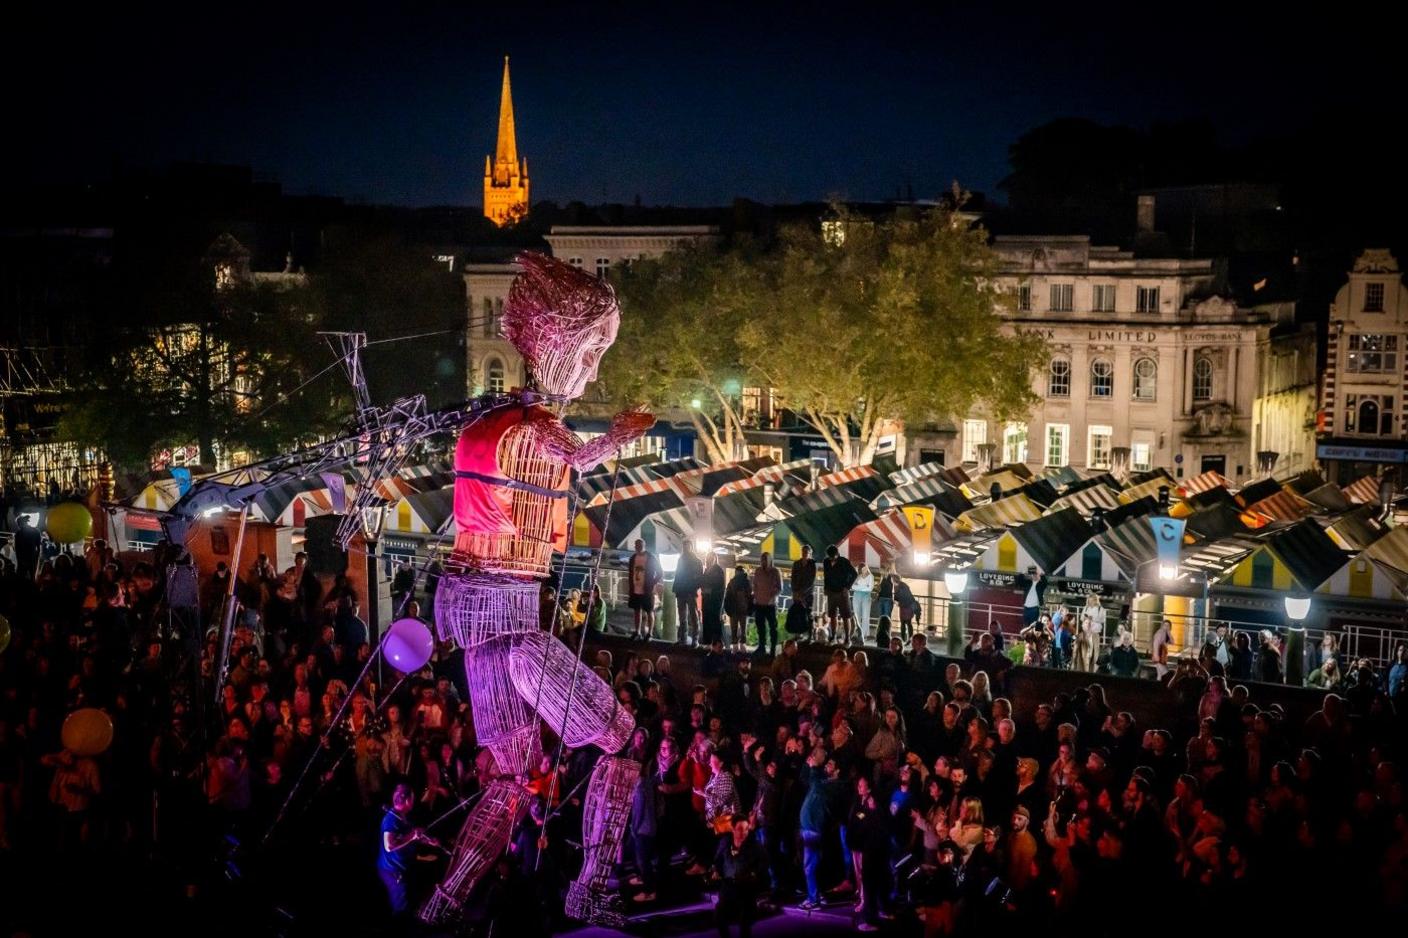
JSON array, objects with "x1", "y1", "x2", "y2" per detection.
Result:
[
  {"x1": 943, "y1": 568, "x2": 969, "y2": 658},
  {"x1": 1284, "y1": 594, "x2": 1311, "y2": 686}
]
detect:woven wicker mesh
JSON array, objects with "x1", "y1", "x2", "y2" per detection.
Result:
[
  {"x1": 508, "y1": 631, "x2": 633, "y2": 753},
  {"x1": 418, "y1": 778, "x2": 530, "y2": 924},
  {"x1": 450, "y1": 420, "x2": 566, "y2": 577},
  {"x1": 464, "y1": 635, "x2": 535, "y2": 749},
  {"x1": 564, "y1": 756, "x2": 639, "y2": 925},
  {"x1": 501, "y1": 252, "x2": 620, "y2": 399},
  {"x1": 434, "y1": 573, "x2": 538, "y2": 647}
]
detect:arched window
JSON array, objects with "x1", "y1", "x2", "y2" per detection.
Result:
[
  {"x1": 1132, "y1": 357, "x2": 1157, "y2": 401},
  {"x1": 1090, "y1": 358, "x2": 1113, "y2": 398},
  {"x1": 1048, "y1": 357, "x2": 1071, "y2": 397},
  {"x1": 485, "y1": 358, "x2": 506, "y2": 393},
  {"x1": 1358, "y1": 399, "x2": 1380, "y2": 436},
  {"x1": 1193, "y1": 357, "x2": 1213, "y2": 402}
]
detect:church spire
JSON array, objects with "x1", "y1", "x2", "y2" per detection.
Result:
[
  {"x1": 494, "y1": 56, "x2": 518, "y2": 171},
  {"x1": 483, "y1": 55, "x2": 529, "y2": 226}
]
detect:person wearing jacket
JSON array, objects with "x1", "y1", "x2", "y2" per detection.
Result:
[
  {"x1": 628, "y1": 760, "x2": 664, "y2": 902},
  {"x1": 752, "y1": 553, "x2": 783, "y2": 656},
  {"x1": 713, "y1": 814, "x2": 768, "y2": 938},
  {"x1": 700, "y1": 552, "x2": 727, "y2": 647},
  {"x1": 852, "y1": 565, "x2": 875, "y2": 646},
  {"x1": 673, "y1": 543, "x2": 704, "y2": 647},
  {"x1": 743, "y1": 742, "x2": 784, "y2": 895},
  {"x1": 789, "y1": 546, "x2": 817, "y2": 639},
  {"x1": 725, "y1": 565, "x2": 753, "y2": 653},
  {"x1": 1014, "y1": 567, "x2": 1047, "y2": 627},
  {"x1": 823, "y1": 546, "x2": 859, "y2": 645},
  {"x1": 798, "y1": 746, "x2": 847, "y2": 909}
]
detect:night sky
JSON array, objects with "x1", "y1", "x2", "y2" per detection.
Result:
[{"x1": 8, "y1": 1, "x2": 1390, "y2": 208}]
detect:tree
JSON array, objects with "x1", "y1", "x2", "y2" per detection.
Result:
[
  {"x1": 601, "y1": 204, "x2": 1046, "y2": 468},
  {"x1": 600, "y1": 242, "x2": 758, "y2": 464},
  {"x1": 58, "y1": 273, "x2": 348, "y2": 472},
  {"x1": 740, "y1": 206, "x2": 1046, "y2": 466}
]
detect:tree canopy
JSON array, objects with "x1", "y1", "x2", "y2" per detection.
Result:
[{"x1": 601, "y1": 205, "x2": 1045, "y2": 467}]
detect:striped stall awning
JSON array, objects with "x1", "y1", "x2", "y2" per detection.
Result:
[
  {"x1": 584, "y1": 487, "x2": 687, "y2": 548},
  {"x1": 1098, "y1": 516, "x2": 1161, "y2": 578},
  {"x1": 1046, "y1": 483, "x2": 1122, "y2": 517},
  {"x1": 1179, "y1": 470, "x2": 1232, "y2": 496},
  {"x1": 1318, "y1": 555, "x2": 1408, "y2": 601},
  {"x1": 1319, "y1": 507, "x2": 1383, "y2": 551},
  {"x1": 955, "y1": 493, "x2": 1043, "y2": 532},
  {"x1": 712, "y1": 487, "x2": 768, "y2": 536},
  {"x1": 872, "y1": 474, "x2": 951, "y2": 510},
  {"x1": 577, "y1": 463, "x2": 658, "y2": 500},
  {"x1": 1181, "y1": 537, "x2": 1262, "y2": 579},
  {"x1": 1121, "y1": 476, "x2": 1182, "y2": 506},
  {"x1": 1039, "y1": 465, "x2": 1084, "y2": 488},
  {"x1": 646, "y1": 456, "x2": 708, "y2": 479},
  {"x1": 385, "y1": 486, "x2": 455, "y2": 535},
  {"x1": 767, "y1": 484, "x2": 856, "y2": 521},
  {"x1": 1358, "y1": 525, "x2": 1408, "y2": 574},
  {"x1": 1342, "y1": 475, "x2": 1384, "y2": 506},
  {"x1": 713, "y1": 458, "x2": 814, "y2": 497},
  {"x1": 961, "y1": 470, "x2": 1027, "y2": 501},
  {"x1": 133, "y1": 478, "x2": 185, "y2": 512},
  {"x1": 1243, "y1": 489, "x2": 1319, "y2": 525},
  {"x1": 841, "y1": 509, "x2": 913, "y2": 568},
  {"x1": 890, "y1": 461, "x2": 947, "y2": 486},
  {"x1": 587, "y1": 476, "x2": 686, "y2": 508},
  {"x1": 814, "y1": 465, "x2": 890, "y2": 503}
]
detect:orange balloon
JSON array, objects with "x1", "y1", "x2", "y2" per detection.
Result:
[{"x1": 61, "y1": 708, "x2": 114, "y2": 757}]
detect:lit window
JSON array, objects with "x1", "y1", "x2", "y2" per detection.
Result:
[
  {"x1": 1131, "y1": 435, "x2": 1154, "y2": 471},
  {"x1": 1193, "y1": 357, "x2": 1214, "y2": 402},
  {"x1": 822, "y1": 220, "x2": 846, "y2": 247},
  {"x1": 1365, "y1": 283, "x2": 1385, "y2": 312},
  {"x1": 1003, "y1": 422, "x2": 1028, "y2": 465},
  {"x1": 1345, "y1": 394, "x2": 1395, "y2": 436},
  {"x1": 567, "y1": 257, "x2": 583, "y2": 268},
  {"x1": 1017, "y1": 284, "x2": 1032, "y2": 312},
  {"x1": 1136, "y1": 286, "x2": 1160, "y2": 313},
  {"x1": 1090, "y1": 358, "x2": 1114, "y2": 397},
  {"x1": 595, "y1": 257, "x2": 611, "y2": 278},
  {"x1": 1048, "y1": 357, "x2": 1071, "y2": 397},
  {"x1": 1346, "y1": 334, "x2": 1399, "y2": 374},
  {"x1": 1132, "y1": 357, "x2": 1157, "y2": 401},
  {"x1": 1050, "y1": 283, "x2": 1074, "y2": 312},
  {"x1": 1088, "y1": 425, "x2": 1113, "y2": 469},
  {"x1": 1045, "y1": 424, "x2": 1069, "y2": 467},
  {"x1": 1093, "y1": 284, "x2": 1116, "y2": 312},
  {"x1": 962, "y1": 419, "x2": 987, "y2": 463},
  {"x1": 485, "y1": 358, "x2": 506, "y2": 393}
]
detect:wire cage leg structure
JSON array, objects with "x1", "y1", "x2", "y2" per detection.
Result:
[
  {"x1": 465, "y1": 634, "x2": 541, "y2": 774},
  {"x1": 507, "y1": 631, "x2": 634, "y2": 753},
  {"x1": 418, "y1": 778, "x2": 532, "y2": 925},
  {"x1": 564, "y1": 755, "x2": 640, "y2": 927}
]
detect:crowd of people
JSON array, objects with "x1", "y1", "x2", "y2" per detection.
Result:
[{"x1": 4, "y1": 526, "x2": 1408, "y2": 937}]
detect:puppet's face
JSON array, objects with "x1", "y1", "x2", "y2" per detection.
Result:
[
  {"x1": 502, "y1": 251, "x2": 622, "y2": 399},
  {"x1": 535, "y1": 311, "x2": 618, "y2": 398}
]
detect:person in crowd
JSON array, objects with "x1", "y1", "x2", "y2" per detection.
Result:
[
  {"x1": 1014, "y1": 566, "x2": 1047, "y2": 628},
  {"x1": 1110, "y1": 629, "x2": 1140, "y2": 678},
  {"x1": 822, "y1": 546, "x2": 858, "y2": 646},
  {"x1": 894, "y1": 578, "x2": 920, "y2": 642},
  {"x1": 713, "y1": 814, "x2": 767, "y2": 938},
  {"x1": 673, "y1": 542, "x2": 703, "y2": 647},
  {"x1": 628, "y1": 538, "x2": 662, "y2": 642},
  {"x1": 789, "y1": 546, "x2": 817, "y2": 641},
  {"x1": 700, "y1": 552, "x2": 727, "y2": 648},
  {"x1": 1151, "y1": 619, "x2": 1173, "y2": 680},
  {"x1": 725, "y1": 564, "x2": 753, "y2": 653},
  {"x1": 752, "y1": 552, "x2": 783, "y2": 657},
  {"x1": 852, "y1": 564, "x2": 875, "y2": 646}
]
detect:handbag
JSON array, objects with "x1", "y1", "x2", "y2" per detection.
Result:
[{"x1": 712, "y1": 814, "x2": 735, "y2": 834}]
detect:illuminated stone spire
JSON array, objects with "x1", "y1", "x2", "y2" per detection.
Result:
[{"x1": 483, "y1": 56, "x2": 530, "y2": 225}]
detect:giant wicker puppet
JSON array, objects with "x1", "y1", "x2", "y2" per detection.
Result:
[{"x1": 419, "y1": 252, "x2": 653, "y2": 926}]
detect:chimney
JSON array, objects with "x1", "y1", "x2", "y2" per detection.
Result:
[
  {"x1": 976, "y1": 442, "x2": 997, "y2": 476},
  {"x1": 1256, "y1": 451, "x2": 1279, "y2": 477},
  {"x1": 808, "y1": 463, "x2": 821, "y2": 490},
  {"x1": 1090, "y1": 507, "x2": 1107, "y2": 533},
  {"x1": 763, "y1": 481, "x2": 776, "y2": 508},
  {"x1": 1137, "y1": 194, "x2": 1156, "y2": 233},
  {"x1": 990, "y1": 481, "x2": 1003, "y2": 502},
  {"x1": 1110, "y1": 447, "x2": 1131, "y2": 483},
  {"x1": 1157, "y1": 485, "x2": 1171, "y2": 514}
]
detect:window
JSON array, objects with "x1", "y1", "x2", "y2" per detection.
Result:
[
  {"x1": 481, "y1": 297, "x2": 494, "y2": 336},
  {"x1": 1093, "y1": 284, "x2": 1116, "y2": 312},
  {"x1": 1345, "y1": 394, "x2": 1395, "y2": 435},
  {"x1": 567, "y1": 256, "x2": 583, "y2": 268},
  {"x1": 962, "y1": 419, "x2": 987, "y2": 463},
  {"x1": 1193, "y1": 356, "x2": 1214, "y2": 402},
  {"x1": 1131, "y1": 433, "x2": 1154, "y2": 471},
  {"x1": 1136, "y1": 286, "x2": 1160, "y2": 313},
  {"x1": 1365, "y1": 282, "x2": 1385, "y2": 312},
  {"x1": 1017, "y1": 284, "x2": 1032, "y2": 312},
  {"x1": 485, "y1": 358, "x2": 506, "y2": 393},
  {"x1": 1045, "y1": 423, "x2": 1069, "y2": 467},
  {"x1": 1090, "y1": 358, "x2": 1114, "y2": 397},
  {"x1": 1346, "y1": 334, "x2": 1399, "y2": 374},
  {"x1": 1088, "y1": 425, "x2": 1113, "y2": 469},
  {"x1": 595, "y1": 257, "x2": 611, "y2": 278},
  {"x1": 1050, "y1": 283, "x2": 1074, "y2": 312},
  {"x1": 1132, "y1": 357, "x2": 1157, "y2": 401},
  {"x1": 822, "y1": 220, "x2": 846, "y2": 247},
  {"x1": 1003, "y1": 422, "x2": 1028, "y2": 464},
  {"x1": 1048, "y1": 357, "x2": 1071, "y2": 397},
  {"x1": 492, "y1": 297, "x2": 503, "y2": 335}
]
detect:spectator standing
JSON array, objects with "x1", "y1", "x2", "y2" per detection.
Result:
[
  {"x1": 628, "y1": 539, "x2": 661, "y2": 642},
  {"x1": 725, "y1": 565, "x2": 753, "y2": 653},
  {"x1": 673, "y1": 543, "x2": 703, "y2": 647},
  {"x1": 788, "y1": 547, "x2": 817, "y2": 641},
  {"x1": 752, "y1": 553, "x2": 782, "y2": 657},
  {"x1": 1015, "y1": 566, "x2": 1047, "y2": 627},
  {"x1": 852, "y1": 564, "x2": 874, "y2": 646},
  {"x1": 700, "y1": 553, "x2": 727, "y2": 647}
]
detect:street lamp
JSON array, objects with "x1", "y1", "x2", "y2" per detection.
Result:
[
  {"x1": 1158, "y1": 563, "x2": 1179, "y2": 581},
  {"x1": 1284, "y1": 593, "x2": 1311, "y2": 686},
  {"x1": 944, "y1": 567, "x2": 969, "y2": 657}
]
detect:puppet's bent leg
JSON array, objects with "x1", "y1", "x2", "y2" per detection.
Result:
[
  {"x1": 507, "y1": 631, "x2": 634, "y2": 754},
  {"x1": 419, "y1": 778, "x2": 531, "y2": 925},
  {"x1": 465, "y1": 635, "x2": 541, "y2": 774},
  {"x1": 564, "y1": 755, "x2": 640, "y2": 927}
]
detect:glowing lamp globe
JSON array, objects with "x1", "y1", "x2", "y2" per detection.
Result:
[
  {"x1": 384, "y1": 617, "x2": 435, "y2": 672},
  {"x1": 660, "y1": 553, "x2": 680, "y2": 575},
  {"x1": 45, "y1": 502, "x2": 93, "y2": 544},
  {"x1": 943, "y1": 570, "x2": 969, "y2": 595},
  {"x1": 61, "y1": 707, "x2": 114, "y2": 757},
  {"x1": 1284, "y1": 595, "x2": 1311, "y2": 622}
]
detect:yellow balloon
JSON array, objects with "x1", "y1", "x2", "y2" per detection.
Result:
[
  {"x1": 61, "y1": 708, "x2": 114, "y2": 757},
  {"x1": 45, "y1": 502, "x2": 93, "y2": 544},
  {"x1": 0, "y1": 614, "x2": 9, "y2": 654}
]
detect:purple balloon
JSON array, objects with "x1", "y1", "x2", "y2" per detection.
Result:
[{"x1": 383, "y1": 617, "x2": 434, "y2": 672}]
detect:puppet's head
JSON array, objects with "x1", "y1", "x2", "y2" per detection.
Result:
[{"x1": 502, "y1": 251, "x2": 620, "y2": 399}]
